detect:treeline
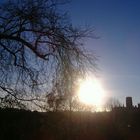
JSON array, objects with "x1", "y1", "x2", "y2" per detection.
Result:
[{"x1": 0, "y1": 108, "x2": 140, "y2": 140}]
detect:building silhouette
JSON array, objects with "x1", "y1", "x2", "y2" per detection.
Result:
[
  {"x1": 112, "y1": 96, "x2": 140, "y2": 112},
  {"x1": 126, "y1": 97, "x2": 133, "y2": 109}
]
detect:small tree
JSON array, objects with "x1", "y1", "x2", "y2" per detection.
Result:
[
  {"x1": 104, "y1": 97, "x2": 122, "y2": 111},
  {"x1": 0, "y1": 0, "x2": 96, "y2": 110}
]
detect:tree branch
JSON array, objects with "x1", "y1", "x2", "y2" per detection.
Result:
[{"x1": 0, "y1": 34, "x2": 50, "y2": 60}]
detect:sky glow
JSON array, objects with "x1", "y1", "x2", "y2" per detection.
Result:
[
  {"x1": 67, "y1": 0, "x2": 140, "y2": 105},
  {"x1": 78, "y1": 76, "x2": 105, "y2": 110}
]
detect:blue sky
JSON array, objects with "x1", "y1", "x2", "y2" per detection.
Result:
[
  {"x1": 1, "y1": 0, "x2": 140, "y2": 106},
  {"x1": 66, "y1": 0, "x2": 140, "y2": 105}
]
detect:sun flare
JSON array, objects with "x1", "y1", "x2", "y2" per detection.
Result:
[{"x1": 78, "y1": 77, "x2": 105, "y2": 108}]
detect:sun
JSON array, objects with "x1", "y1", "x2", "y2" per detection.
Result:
[{"x1": 78, "y1": 77, "x2": 105, "y2": 109}]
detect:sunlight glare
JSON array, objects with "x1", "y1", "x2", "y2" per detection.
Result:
[{"x1": 78, "y1": 77, "x2": 105, "y2": 108}]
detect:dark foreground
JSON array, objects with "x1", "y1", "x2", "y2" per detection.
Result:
[{"x1": 0, "y1": 108, "x2": 140, "y2": 140}]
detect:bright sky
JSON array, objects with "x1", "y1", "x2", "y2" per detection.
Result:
[
  {"x1": 1, "y1": 0, "x2": 140, "y2": 106},
  {"x1": 66, "y1": 0, "x2": 140, "y2": 106}
]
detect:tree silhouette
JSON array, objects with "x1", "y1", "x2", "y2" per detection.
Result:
[
  {"x1": 104, "y1": 97, "x2": 122, "y2": 111},
  {"x1": 0, "y1": 0, "x2": 96, "y2": 110}
]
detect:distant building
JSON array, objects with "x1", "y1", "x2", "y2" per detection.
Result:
[
  {"x1": 126, "y1": 97, "x2": 133, "y2": 109},
  {"x1": 138, "y1": 103, "x2": 140, "y2": 108},
  {"x1": 112, "y1": 97, "x2": 140, "y2": 112}
]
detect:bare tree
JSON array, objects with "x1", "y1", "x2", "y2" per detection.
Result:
[
  {"x1": 104, "y1": 97, "x2": 122, "y2": 111},
  {"x1": 0, "y1": 0, "x2": 97, "y2": 110}
]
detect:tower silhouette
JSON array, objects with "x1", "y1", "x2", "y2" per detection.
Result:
[{"x1": 126, "y1": 97, "x2": 133, "y2": 109}]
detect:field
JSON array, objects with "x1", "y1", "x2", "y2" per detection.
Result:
[{"x1": 0, "y1": 108, "x2": 140, "y2": 140}]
